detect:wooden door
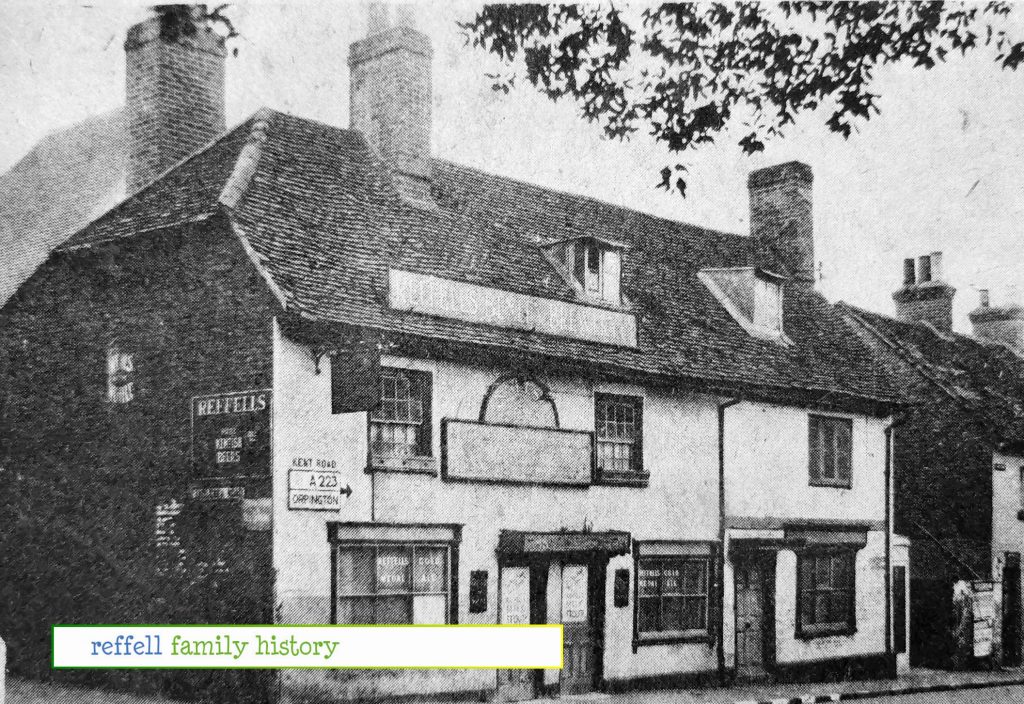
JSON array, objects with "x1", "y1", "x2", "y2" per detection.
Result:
[
  {"x1": 560, "y1": 563, "x2": 593, "y2": 694},
  {"x1": 735, "y1": 560, "x2": 767, "y2": 679},
  {"x1": 1003, "y1": 553, "x2": 1022, "y2": 666},
  {"x1": 497, "y1": 566, "x2": 534, "y2": 701}
]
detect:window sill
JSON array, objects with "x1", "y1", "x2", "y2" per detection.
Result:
[
  {"x1": 636, "y1": 630, "x2": 710, "y2": 646},
  {"x1": 809, "y1": 480, "x2": 852, "y2": 490},
  {"x1": 796, "y1": 625, "x2": 856, "y2": 640},
  {"x1": 368, "y1": 456, "x2": 437, "y2": 475},
  {"x1": 595, "y1": 470, "x2": 650, "y2": 488}
]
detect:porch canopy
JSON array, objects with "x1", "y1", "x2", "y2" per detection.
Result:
[
  {"x1": 730, "y1": 523, "x2": 869, "y2": 555},
  {"x1": 498, "y1": 530, "x2": 631, "y2": 558}
]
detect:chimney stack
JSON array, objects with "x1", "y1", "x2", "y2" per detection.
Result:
[
  {"x1": 125, "y1": 5, "x2": 226, "y2": 193},
  {"x1": 969, "y1": 290, "x2": 1024, "y2": 356},
  {"x1": 748, "y1": 161, "x2": 815, "y2": 286},
  {"x1": 893, "y1": 251, "x2": 956, "y2": 331},
  {"x1": 348, "y1": 2, "x2": 433, "y2": 203}
]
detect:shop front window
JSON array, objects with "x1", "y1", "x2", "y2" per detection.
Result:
[
  {"x1": 637, "y1": 556, "x2": 709, "y2": 639},
  {"x1": 797, "y1": 550, "x2": 856, "y2": 637},
  {"x1": 335, "y1": 543, "x2": 449, "y2": 624}
]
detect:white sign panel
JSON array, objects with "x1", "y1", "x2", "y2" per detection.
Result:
[
  {"x1": 443, "y1": 420, "x2": 592, "y2": 486},
  {"x1": 972, "y1": 581, "x2": 995, "y2": 657},
  {"x1": 501, "y1": 567, "x2": 531, "y2": 625},
  {"x1": 389, "y1": 269, "x2": 638, "y2": 348},
  {"x1": 561, "y1": 564, "x2": 588, "y2": 623},
  {"x1": 288, "y1": 458, "x2": 347, "y2": 511}
]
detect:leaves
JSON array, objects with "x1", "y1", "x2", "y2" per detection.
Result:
[{"x1": 463, "y1": 1, "x2": 1024, "y2": 197}]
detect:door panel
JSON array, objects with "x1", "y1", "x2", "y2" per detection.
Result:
[
  {"x1": 1003, "y1": 554, "x2": 1022, "y2": 666},
  {"x1": 497, "y1": 566, "x2": 534, "y2": 701},
  {"x1": 560, "y1": 563, "x2": 593, "y2": 694},
  {"x1": 735, "y1": 560, "x2": 767, "y2": 678}
]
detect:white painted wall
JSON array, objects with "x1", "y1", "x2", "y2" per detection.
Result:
[
  {"x1": 271, "y1": 326, "x2": 892, "y2": 699},
  {"x1": 992, "y1": 451, "x2": 1024, "y2": 571}
]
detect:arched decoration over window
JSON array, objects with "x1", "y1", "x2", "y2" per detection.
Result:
[{"x1": 479, "y1": 373, "x2": 559, "y2": 428}]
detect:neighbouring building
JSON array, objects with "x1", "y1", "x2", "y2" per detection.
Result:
[
  {"x1": 1, "y1": 6, "x2": 912, "y2": 703},
  {"x1": 842, "y1": 253, "x2": 1024, "y2": 669}
]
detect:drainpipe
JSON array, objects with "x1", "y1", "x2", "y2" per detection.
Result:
[
  {"x1": 718, "y1": 396, "x2": 742, "y2": 684},
  {"x1": 884, "y1": 412, "x2": 907, "y2": 678}
]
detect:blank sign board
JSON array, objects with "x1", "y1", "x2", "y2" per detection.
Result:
[{"x1": 443, "y1": 419, "x2": 593, "y2": 486}]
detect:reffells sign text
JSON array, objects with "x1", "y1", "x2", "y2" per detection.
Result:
[{"x1": 191, "y1": 390, "x2": 271, "y2": 481}]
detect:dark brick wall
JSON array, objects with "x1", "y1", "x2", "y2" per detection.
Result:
[
  {"x1": 893, "y1": 283, "x2": 956, "y2": 332},
  {"x1": 349, "y1": 25, "x2": 432, "y2": 198},
  {"x1": 0, "y1": 214, "x2": 276, "y2": 700},
  {"x1": 749, "y1": 161, "x2": 815, "y2": 285},
  {"x1": 894, "y1": 398, "x2": 994, "y2": 578},
  {"x1": 125, "y1": 14, "x2": 226, "y2": 194}
]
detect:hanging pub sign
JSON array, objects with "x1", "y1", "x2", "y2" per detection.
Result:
[{"x1": 191, "y1": 389, "x2": 271, "y2": 481}]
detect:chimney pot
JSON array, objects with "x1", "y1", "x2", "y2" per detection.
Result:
[
  {"x1": 748, "y1": 161, "x2": 814, "y2": 286},
  {"x1": 902, "y1": 258, "x2": 916, "y2": 286},
  {"x1": 893, "y1": 251, "x2": 956, "y2": 331},
  {"x1": 917, "y1": 255, "x2": 932, "y2": 283},
  {"x1": 930, "y1": 251, "x2": 944, "y2": 282},
  {"x1": 979, "y1": 289, "x2": 990, "y2": 308},
  {"x1": 366, "y1": 2, "x2": 390, "y2": 35}
]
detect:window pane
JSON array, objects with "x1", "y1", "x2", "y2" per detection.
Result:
[
  {"x1": 413, "y1": 594, "x2": 447, "y2": 624},
  {"x1": 376, "y1": 547, "x2": 411, "y2": 593},
  {"x1": 375, "y1": 596, "x2": 412, "y2": 624},
  {"x1": 413, "y1": 547, "x2": 446, "y2": 593},
  {"x1": 638, "y1": 562, "x2": 660, "y2": 598},
  {"x1": 684, "y1": 596, "x2": 707, "y2": 630},
  {"x1": 662, "y1": 596, "x2": 684, "y2": 631},
  {"x1": 337, "y1": 547, "x2": 374, "y2": 595},
  {"x1": 823, "y1": 424, "x2": 836, "y2": 479},
  {"x1": 638, "y1": 597, "x2": 659, "y2": 633},
  {"x1": 337, "y1": 597, "x2": 375, "y2": 625},
  {"x1": 837, "y1": 421, "x2": 852, "y2": 481}
]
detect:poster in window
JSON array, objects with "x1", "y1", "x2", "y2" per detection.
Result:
[
  {"x1": 191, "y1": 389, "x2": 271, "y2": 479},
  {"x1": 562, "y1": 563, "x2": 588, "y2": 623},
  {"x1": 500, "y1": 566, "x2": 530, "y2": 625},
  {"x1": 376, "y1": 548, "x2": 411, "y2": 592}
]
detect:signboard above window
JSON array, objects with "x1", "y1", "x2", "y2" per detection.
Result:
[{"x1": 388, "y1": 269, "x2": 637, "y2": 348}]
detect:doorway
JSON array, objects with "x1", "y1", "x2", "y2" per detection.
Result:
[
  {"x1": 1003, "y1": 553, "x2": 1021, "y2": 666},
  {"x1": 734, "y1": 554, "x2": 775, "y2": 680},
  {"x1": 496, "y1": 558, "x2": 605, "y2": 700}
]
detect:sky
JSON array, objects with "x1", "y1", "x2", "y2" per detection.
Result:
[{"x1": 1, "y1": 1, "x2": 1023, "y2": 332}]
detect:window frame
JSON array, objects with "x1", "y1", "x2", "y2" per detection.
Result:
[
  {"x1": 594, "y1": 392, "x2": 646, "y2": 485},
  {"x1": 634, "y1": 554, "x2": 712, "y2": 645},
  {"x1": 368, "y1": 367, "x2": 433, "y2": 467},
  {"x1": 106, "y1": 345, "x2": 135, "y2": 404},
  {"x1": 808, "y1": 414, "x2": 854, "y2": 489},
  {"x1": 331, "y1": 541, "x2": 454, "y2": 626},
  {"x1": 795, "y1": 548, "x2": 857, "y2": 639}
]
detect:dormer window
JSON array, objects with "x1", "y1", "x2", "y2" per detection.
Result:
[
  {"x1": 541, "y1": 236, "x2": 625, "y2": 306},
  {"x1": 698, "y1": 267, "x2": 788, "y2": 343}
]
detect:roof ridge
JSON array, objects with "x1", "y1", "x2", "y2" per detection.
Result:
[{"x1": 432, "y1": 156, "x2": 747, "y2": 242}]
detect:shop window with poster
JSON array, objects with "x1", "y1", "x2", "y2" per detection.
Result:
[{"x1": 335, "y1": 543, "x2": 452, "y2": 624}]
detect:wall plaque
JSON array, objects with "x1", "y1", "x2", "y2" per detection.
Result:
[{"x1": 191, "y1": 389, "x2": 271, "y2": 478}]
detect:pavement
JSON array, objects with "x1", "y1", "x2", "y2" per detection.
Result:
[
  {"x1": 524, "y1": 667, "x2": 1024, "y2": 704},
  {"x1": 7, "y1": 668, "x2": 1024, "y2": 704}
]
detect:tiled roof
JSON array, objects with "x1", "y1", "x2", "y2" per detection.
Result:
[
  {"x1": 841, "y1": 303, "x2": 1024, "y2": 446},
  {"x1": 63, "y1": 109, "x2": 901, "y2": 410},
  {"x1": 0, "y1": 109, "x2": 127, "y2": 305}
]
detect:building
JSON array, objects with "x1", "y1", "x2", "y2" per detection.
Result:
[
  {"x1": 842, "y1": 253, "x2": 1024, "y2": 669},
  {"x1": 1, "y1": 7, "x2": 910, "y2": 702}
]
